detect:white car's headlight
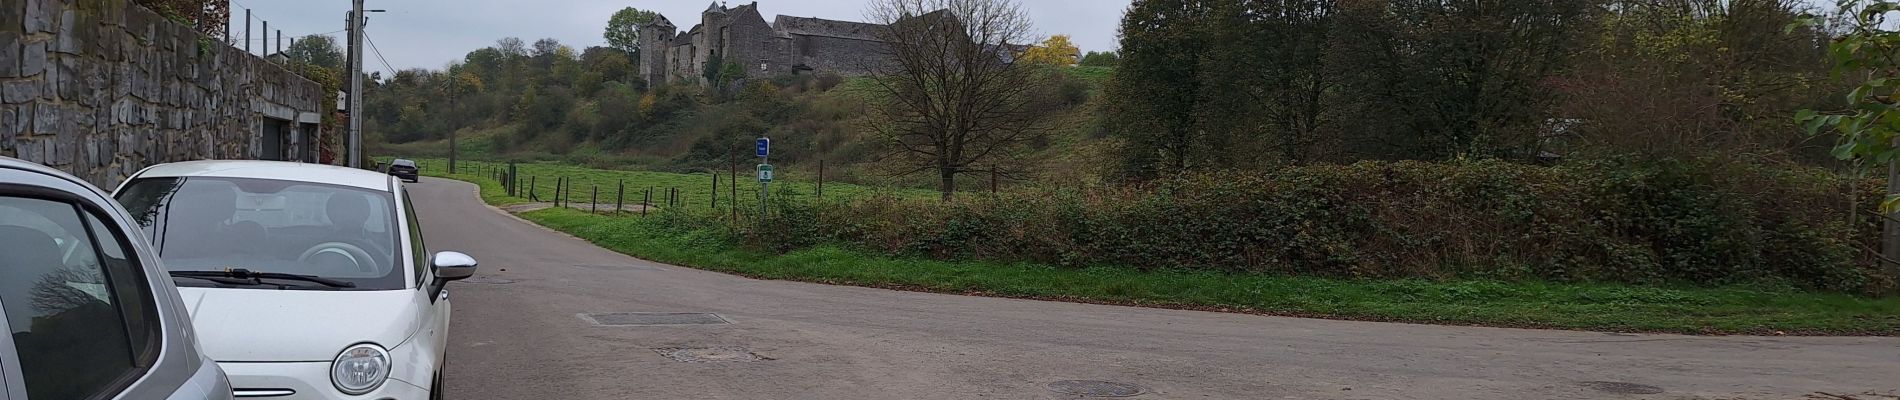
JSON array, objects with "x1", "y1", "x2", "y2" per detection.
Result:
[{"x1": 331, "y1": 343, "x2": 390, "y2": 395}]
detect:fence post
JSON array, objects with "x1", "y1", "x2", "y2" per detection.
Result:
[
  {"x1": 592, "y1": 185, "x2": 599, "y2": 214},
  {"x1": 529, "y1": 176, "x2": 537, "y2": 201},
  {"x1": 565, "y1": 178, "x2": 573, "y2": 209},
  {"x1": 712, "y1": 173, "x2": 719, "y2": 208},
  {"x1": 642, "y1": 187, "x2": 651, "y2": 217},
  {"x1": 991, "y1": 164, "x2": 998, "y2": 194},
  {"x1": 729, "y1": 160, "x2": 739, "y2": 223},
  {"x1": 818, "y1": 159, "x2": 825, "y2": 199},
  {"x1": 616, "y1": 179, "x2": 625, "y2": 214},
  {"x1": 556, "y1": 177, "x2": 565, "y2": 208}
]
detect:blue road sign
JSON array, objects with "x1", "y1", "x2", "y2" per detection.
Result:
[{"x1": 756, "y1": 138, "x2": 771, "y2": 157}]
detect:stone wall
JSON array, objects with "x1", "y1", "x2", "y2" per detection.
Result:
[
  {"x1": 796, "y1": 35, "x2": 887, "y2": 76},
  {"x1": 0, "y1": 0, "x2": 325, "y2": 188}
]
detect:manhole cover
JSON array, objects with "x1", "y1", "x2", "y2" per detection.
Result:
[
  {"x1": 579, "y1": 312, "x2": 730, "y2": 326},
  {"x1": 461, "y1": 276, "x2": 514, "y2": 284},
  {"x1": 652, "y1": 347, "x2": 766, "y2": 363},
  {"x1": 1047, "y1": 380, "x2": 1145, "y2": 397},
  {"x1": 1579, "y1": 381, "x2": 1664, "y2": 395}
]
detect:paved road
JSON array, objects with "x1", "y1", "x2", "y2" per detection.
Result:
[{"x1": 408, "y1": 177, "x2": 1900, "y2": 400}]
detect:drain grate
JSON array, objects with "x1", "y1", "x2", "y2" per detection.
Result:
[
  {"x1": 1047, "y1": 380, "x2": 1145, "y2": 397},
  {"x1": 652, "y1": 347, "x2": 767, "y2": 363},
  {"x1": 579, "y1": 312, "x2": 730, "y2": 326},
  {"x1": 1579, "y1": 381, "x2": 1664, "y2": 395},
  {"x1": 460, "y1": 276, "x2": 514, "y2": 285}
]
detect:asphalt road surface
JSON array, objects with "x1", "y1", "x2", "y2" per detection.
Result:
[{"x1": 408, "y1": 177, "x2": 1900, "y2": 400}]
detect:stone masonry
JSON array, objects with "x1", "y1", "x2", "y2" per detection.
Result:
[
  {"x1": 1, "y1": 0, "x2": 325, "y2": 188},
  {"x1": 639, "y1": 2, "x2": 897, "y2": 85}
]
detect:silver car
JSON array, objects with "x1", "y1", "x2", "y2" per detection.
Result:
[{"x1": 0, "y1": 157, "x2": 234, "y2": 400}]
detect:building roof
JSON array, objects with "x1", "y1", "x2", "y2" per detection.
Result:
[
  {"x1": 774, "y1": 15, "x2": 884, "y2": 42},
  {"x1": 670, "y1": 24, "x2": 703, "y2": 46},
  {"x1": 645, "y1": 14, "x2": 676, "y2": 29},
  {"x1": 133, "y1": 160, "x2": 395, "y2": 191}
]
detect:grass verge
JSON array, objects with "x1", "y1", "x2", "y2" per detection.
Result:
[{"x1": 429, "y1": 171, "x2": 1900, "y2": 335}]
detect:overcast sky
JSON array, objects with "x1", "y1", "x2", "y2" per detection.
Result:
[{"x1": 228, "y1": 0, "x2": 1129, "y2": 75}]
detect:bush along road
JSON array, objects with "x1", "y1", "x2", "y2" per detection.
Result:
[{"x1": 413, "y1": 159, "x2": 1900, "y2": 335}]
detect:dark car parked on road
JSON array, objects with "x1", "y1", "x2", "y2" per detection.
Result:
[{"x1": 386, "y1": 159, "x2": 419, "y2": 183}]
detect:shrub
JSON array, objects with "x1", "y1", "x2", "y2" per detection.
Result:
[{"x1": 669, "y1": 158, "x2": 1889, "y2": 294}]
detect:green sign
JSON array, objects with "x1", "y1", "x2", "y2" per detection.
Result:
[{"x1": 757, "y1": 164, "x2": 774, "y2": 182}]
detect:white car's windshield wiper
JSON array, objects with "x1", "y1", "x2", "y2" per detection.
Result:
[{"x1": 170, "y1": 269, "x2": 358, "y2": 289}]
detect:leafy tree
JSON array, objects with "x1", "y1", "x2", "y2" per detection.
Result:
[
  {"x1": 496, "y1": 37, "x2": 528, "y2": 58},
  {"x1": 1210, "y1": 0, "x2": 1340, "y2": 165},
  {"x1": 604, "y1": 7, "x2": 660, "y2": 56},
  {"x1": 577, "y1": 47, "x2": 636, "y2": 94},
  {"x1": 1567, "y1": 0, "x2": 1830, "y2": 159},
  {"x1": 1795, "y1": 0, "x2": 1900, "y2": 276},
  {"x1": 1020, "y1": 35, "x2": 1080, "y2": 66},
  {"x1": 1078, "y1": 50, "x2": 1120, "y2": 67},
  {"x1": 1365, "y1": 0, "x2": 1593, "y2": 159},
  {"x1": 1108, "y1": 0, "x2": 1213, "y2": 176},
  {"x1": 284, "y1": 35, "x2": 344, "y2": 70},
  {"x1": 702, "y1": 53, "x2": 726, "y2": 85}
]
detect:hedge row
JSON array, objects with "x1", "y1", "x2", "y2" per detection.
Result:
[{"x1": 674, "y1": 158, "x2": 1890, "y2": 294}]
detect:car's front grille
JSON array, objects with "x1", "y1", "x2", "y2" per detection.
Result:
[{"x1": 232, "y1": 388, "x2": 297, "y2": 398}]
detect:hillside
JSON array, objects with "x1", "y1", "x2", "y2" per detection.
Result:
[{"x1": 367, "y1": 57, "x2": 1116, "y2": 191}]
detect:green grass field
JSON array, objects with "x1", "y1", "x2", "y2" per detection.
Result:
[{"x1": 412, "y1": 162, "x2": 1900, "y2": 335}]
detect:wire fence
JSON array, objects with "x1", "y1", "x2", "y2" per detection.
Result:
[{"x1": 382, "y1": 158, "x2": 903, "y2": 223}]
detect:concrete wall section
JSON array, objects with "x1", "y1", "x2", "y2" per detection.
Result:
[{"x1": 0, "y1": 0, "x2": 324, "y2": 188}]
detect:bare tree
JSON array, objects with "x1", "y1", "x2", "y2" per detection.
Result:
[{"x1": 865, "y1": 0, "x2": 1044, "y2": 200}]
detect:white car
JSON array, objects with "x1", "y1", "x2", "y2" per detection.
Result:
[{"x1": 111, "y1": 160, "x2": 478, "y2": 400}]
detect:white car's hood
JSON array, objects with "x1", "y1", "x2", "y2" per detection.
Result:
[{"x1": 179, "y1": 287, "x2": 421, "y2": 362}]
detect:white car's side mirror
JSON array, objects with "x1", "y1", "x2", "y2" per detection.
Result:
[{"x1": 432, "y1": 251, "x2": 478, "y2": 281}]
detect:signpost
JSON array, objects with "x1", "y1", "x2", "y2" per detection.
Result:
[
  {"x1": 756, "y1": 137, "x2": 770, "y2": 219},
  {"x1": 757, "y1": 164, "x2": 775, "y2": 182}
]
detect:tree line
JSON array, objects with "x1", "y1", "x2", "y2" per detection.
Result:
[{"x1": 1107, "y1": 0, "x2": 1843, "y2": 178}]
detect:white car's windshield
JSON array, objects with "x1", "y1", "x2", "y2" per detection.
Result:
[{"x1": 116, "y1": 177, "x2": 404, "y2": 290}]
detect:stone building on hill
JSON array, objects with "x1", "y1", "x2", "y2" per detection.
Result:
[{"x1": 638, "y1": 2, "x2": 899, "y2": 85}]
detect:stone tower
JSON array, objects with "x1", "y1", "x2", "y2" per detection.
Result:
[{"x1": 637, "y1": 15, "x2": 677, "y2": 86}]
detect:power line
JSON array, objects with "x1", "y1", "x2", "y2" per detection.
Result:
[
  {"x1": 233, "y1": 30, "x2": 344, "y2": 42},
  {"x1": 364, "y1": 33, "x2": 399, "y2": 75}
]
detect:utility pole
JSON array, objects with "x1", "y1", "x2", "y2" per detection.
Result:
[{"x1": 346, "y1": 0, "x2": 365, "y2": 168}]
